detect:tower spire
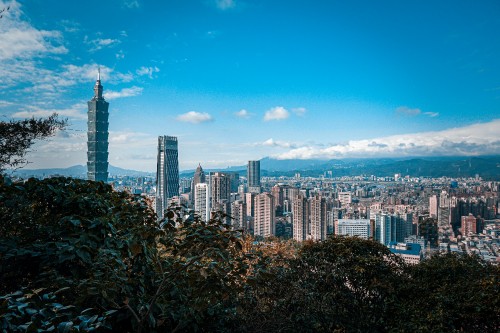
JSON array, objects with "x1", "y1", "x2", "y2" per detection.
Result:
[{"x1": 94, "y1": 66, "x2": 104, "y2": 100}]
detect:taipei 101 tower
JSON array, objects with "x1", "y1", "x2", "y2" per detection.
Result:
[{"x1": 87, "y1": 67, "x2": 109, "y2": 182}]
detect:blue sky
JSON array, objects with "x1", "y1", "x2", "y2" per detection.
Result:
[{"x1": 1, "y1": 0, "x2": 499, "y2": 171}]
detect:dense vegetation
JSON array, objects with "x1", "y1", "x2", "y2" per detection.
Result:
[{"x1": 1, "y1": 176, "x2": 499, "y2": 332}]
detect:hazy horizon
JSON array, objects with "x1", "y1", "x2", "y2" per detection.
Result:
[{"x1": 1, "y1": 0, "x2": 499, "y2": 172}]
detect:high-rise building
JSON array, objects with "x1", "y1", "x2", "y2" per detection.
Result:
[
  {"x1": 231, "y1": 200, "x2": 247, "y2": 229},
  {"x1": 254, "y1": 192, "x2": 275, "y2": 237},
  {"x1": 375, "y1": 213, "x2": 411, "y2": 246},
  {"x1": 293, "y1": 194, "x2": 308, "y2": 242},
  {"x1": 191, "y1": 163, "x2": 205, "y2": 202},
  {"x1": 309, "y1": 195, "x2": 328, "y2": 241},
  {"x1": 429, "y1": 194, "x2": 439, "y2": 218},
  {"x1": 210, "y1": 172, "x2": 231, "y2": 205},
  {"x1": 87, "y1": 68, "x2": 109, "y2": 182},
  {"x1": 461, "y1": 214, "x2": 477, "y2": 236},
  {"x1": 194, "y1": 183, "x2": 209, "y2": 222},
  {"x1": 247, "y1": 160, "x2": 261, "y2": 193},
  {"x1": 156, "y1": 136, "x2": 179, "y2": 218}
]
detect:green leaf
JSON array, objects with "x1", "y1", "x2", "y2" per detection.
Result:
[{"x1": 57, "y1": 321, "x2": 73, "y2": 333}]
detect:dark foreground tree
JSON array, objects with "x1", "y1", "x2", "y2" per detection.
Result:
[
  {"x1": 392, "y1": 253, "x2": 500, "y2": 332},
  {"x1": 0, "y1": 176, "x2": 160, "y2": 331},
  {"x1": 237, "y1": 237, "x2": 406, "y2": 332},
  {"x1": 0, "y1": 113, "x2": 66, "y2": 172},
  {"x1": 0, "y1": 176, "x2": 249, "y2": 332}
]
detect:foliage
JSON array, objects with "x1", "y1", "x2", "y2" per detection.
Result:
[
  {"x1": 392, "y1": 253, "x2": 500, "y2": 332},
  {"x1": 0, "y1": 113, "x2": 66, "y2": 172},
  {"x1": 1, "y1": 176, "x2": 499, "y2": 332},
  {"x1": 0, "y1": 176, "x2": 160, "y2": 332},
  {"x1": 0, "y1": 288, "x2": 116, "y2": 332},
  {"x1": 238, "y1": 237, "x2": 406, "y2": 332}
]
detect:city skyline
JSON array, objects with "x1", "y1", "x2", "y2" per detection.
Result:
[{"x1": 1, "y1": 0, "x2": 500, "y2": 172}]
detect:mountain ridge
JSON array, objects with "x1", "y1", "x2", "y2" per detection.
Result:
[{"x1": 7, "y1": 156, "x2": 500, "y2": 180}]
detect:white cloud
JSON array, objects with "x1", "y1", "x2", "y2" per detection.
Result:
[
  {"x1": 292, "y1": 107, "x2": 307, "y2": 116},
  {"x1": 396, "y1": 106, "x2": 421, "y2": 116},
  {"x1": 261, "y1": 138, "x2": 295, "y2": 149},
  {"x1": 0, "y1": 1, "x2": 67, "y2": 62},
  {"x1": 424, "y1": 112, "x2": 439, "y2": 117},
  {"x1": 136, "y1": 66, "x2": 160, "y2": 79},
  {"x1": 214, "y1": 0, "x2": 236, "y2": 10},
  {"x1": 235, "y1": 109, "x2": 251, "y2": 118},
  {"x1": 84, "y1": 36, "x2": 121, "y2": 52},
  {"x1": 116, "y1": 50, "x2": 125, "y2": 59},
  {"x1": 0, "y1": 100, "x2": 14, "y2": 108},
  {"x1": 276, "y1": 119, "x2": 500, "y2": 159},
  {"x1": 176, "y1": 111, "x2": 214, "y2": 124},
  {"x1": 61, "y1": 64, "x2": 134, "y2": 84},
  {"x1": 123, "y1": 0, "x2": 140, "y2": 8},
  {"x1": 264, "y1": 106, "x2": 289, "y2": 121},
  {"x1": 11, "y1": 103, "x2": 87, "y2": 120},
  {"x1": 104, "y1": 86, "x2": 143, "y2": 100}
]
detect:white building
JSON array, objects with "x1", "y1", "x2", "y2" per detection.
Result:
[
  {"x1": 337, "y1": 219, "x2": 371, "y2": 239},
  {"x1": 194, "y1": 183, "x2": 209, "y2": 221}
]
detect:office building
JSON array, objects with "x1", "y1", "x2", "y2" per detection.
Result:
[
  {"x1": 210, "y1": 172, "x2": 231, "y2": 205},
  {"x1": 337, "y1": 219, "x2": 371, "y2": 239},
  {"x1": 87, "y1": 68, "x2": 109, "y2": 182},
  {"x1": 247, "y1": 160, "x2": 261, "y2": 193},
  {"x1": 156, "y1": 136, "x2": 179, "y2": 218},
  {"x1": 191, "y1": 163, "x2": 205, "y2": 202}
]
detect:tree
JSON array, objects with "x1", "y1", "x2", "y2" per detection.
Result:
[
  {"x1": 237, "y1": 236, "x2": 406, "y2": 332},
  {"x1": 0, "y1": 176, "x2": 250, "y2": 332},
  {"x1": 0, "y1": 176, "x2": 160, "y2": 331},
  {"x1": 0, "y1": 113, "x2": 66, "y2": 172},
  {"x1": 392, "y1": 253, "x2": 500, "y2": 332}
]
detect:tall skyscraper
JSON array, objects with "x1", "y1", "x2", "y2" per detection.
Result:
[
  {"x1": 87, "y1": 68, "x2": 109, "y2": 182},
  {"x1": 247, "y1": 160, "x2": 261, "y2": 193},
  {"x1": 156, "y1": 136, "x2": 179, "y2": 218},
  {"x1": 191, "y1": 163, "x2": 205, "y2": 201}
]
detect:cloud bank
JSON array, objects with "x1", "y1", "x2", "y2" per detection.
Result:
[{"x1": 276, "y1": 119, "x2": 500, "y2": 159}]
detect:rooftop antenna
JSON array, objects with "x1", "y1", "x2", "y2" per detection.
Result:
[{"x1": 97, "y1": 66, "x2": 101, "y2": 81}]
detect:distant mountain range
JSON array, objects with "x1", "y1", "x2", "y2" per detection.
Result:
[
  {"x1": 8, "y1": 156, "x2": 500, "y2": 180},
  {"x1": 10, "y1": 165, "x2": 154, "y2": 179},
  {"x1": 181, "y1": 156, "x2": 500, "y2": 180}
]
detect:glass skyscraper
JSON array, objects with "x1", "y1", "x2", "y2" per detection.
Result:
[
  {"x1": 156, "y1": 135, "x2": 179, "y2": 218},
  {"x1": 247, "y1": 160, "x2": 261, "y2": 193},
  {"x1": 87, "y1": 69, "x2": 109, "y2": 182}
]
